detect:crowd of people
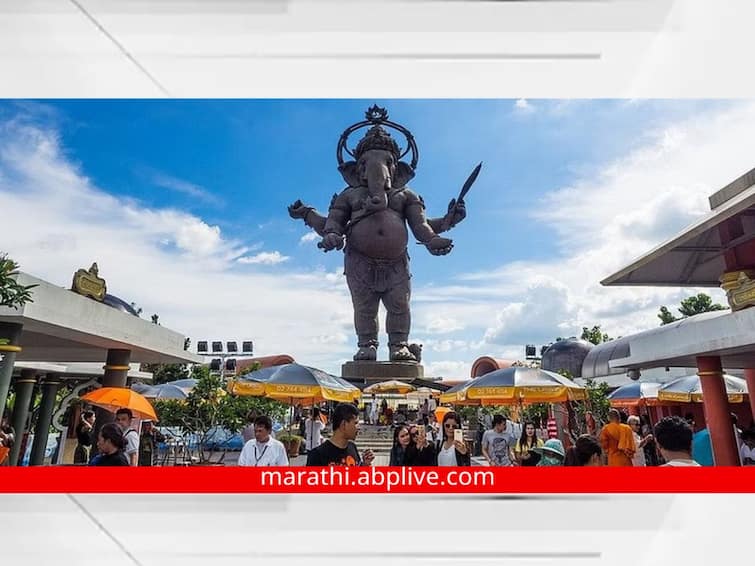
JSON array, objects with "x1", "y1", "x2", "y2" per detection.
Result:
[
  {"x1": 69, "y1": 407, "x2": 165, "y2": 467},
  {"x1": 598, "y1": 408, "x2": 755, "y2": 467},
  {"x1": 234, "y1": 401, "x2": 754, "y2": 468},
  {"x1": 5, "y1": 398, "x2": 753, "y2": 468},
  {"x1": 379, "y1": 406, "x2": 755, "y2": 468},
  {"x1": 72, "y1": 402, "x2": 755, "y2": 467}
]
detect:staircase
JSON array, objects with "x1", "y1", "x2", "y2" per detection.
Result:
[{"x1": 354, "y1": 425, "x2": 394, "y2": 455}]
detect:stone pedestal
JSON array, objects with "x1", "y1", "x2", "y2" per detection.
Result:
[{"x1": 341, "y1": 361, "x2": 424, "y2": 381}]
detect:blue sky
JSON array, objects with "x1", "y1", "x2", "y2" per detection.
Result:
[
  {"x1": 0, "y1": 99, "x2": 748, "y2": 377},
  {"x1": 16, "y1": 99, "x2": 729, "y2": 276}
]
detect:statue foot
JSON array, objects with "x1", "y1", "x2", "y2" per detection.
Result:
[
  {"x1": 389, "y1": 343, "x2": 417, "y2": 362},
  {"x1": 408, "y1": 343, "x2": 423, "y2": 364},
  {"x1": 354, "y1": 345, "x2": 377, "y2": 361}
]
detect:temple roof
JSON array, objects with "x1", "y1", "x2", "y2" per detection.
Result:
[
  {"x1": 601, "y1": 166, "x2": 755, "y2": 287},
  {"x1": 1, "y1": 272, "x2": 200, "y2": 365},
  {"x1": 606, "y1": 308, "x2": 755, "y2": 370}
]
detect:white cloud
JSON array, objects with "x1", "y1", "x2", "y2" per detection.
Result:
[
  {"x1": 237, "y1": 251, "x2": 290, "y2": 265},
  {"x1": 482, "y1": 279, "x2": 581, "y2": 347},
  {"x1": 418, "y1": 339, "x2": 474, "y2": 353},
  {"x1": 150, "y1": 171, "x2": 221, "y2": 205},
  {"x1": 425, "y1": 360, "x2": 470, "y2": 380},
  {"x1": 0, "y1": 116, "x2": 351, "y2": 374},
  {"x1": 1, "y1": 101, "x2": 748, "y2": 378},
  {"x1": 514, "y1": 98, "x2": 535, "y2": 114},
  {"x1": 410, "y1": 101, "x2": 747, "y2": 363},
  {"x1": 422, "y1": 315, "x2": 464, "y2": 335},
  {"x1": 465, "y1": 102, "x2": 752, "y2": 350},
  {"x1": 311, "y1": 333, "x2": 348, "y2": 345},
  {"x1": 299, "y1": 232, "x2": 320, "y2": 245}
]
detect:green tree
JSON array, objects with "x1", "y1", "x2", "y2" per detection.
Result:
[
  {"x1": 580, "y1": 325, "x2": 612, "y2": 345},
  {"x1": 153, "y1": 367, "x2": 287, "y2": 463},
  {"x1": 657, "y1": 306, "x2": 678, "y2": 325},
  {"x1": 456, "y1": 405, "x2": 510, "y2": 427},
  {"x1": 658, "y1": 292, "x2": 726, "y2": 325},
  {"x1": 0, "y1": 253, "x2": 37, "y2": 310},
  {"x1": 140, "y1": 363, "x2": 191, "y2": 385},
  {"x1": 571, "y1": 377, "x2": 611, "y2": 435},
  {"x1": 520, "y1": 403, "x2": 549, "y2": 428}
]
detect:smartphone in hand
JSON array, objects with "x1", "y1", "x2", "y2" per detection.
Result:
[{"x1": 453, "y1": 429, "x2": 464, "y2": 443}]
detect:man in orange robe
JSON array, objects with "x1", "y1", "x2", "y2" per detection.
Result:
[{"x1": 600, "y1": 409, "x2": 636, "y2": 466}]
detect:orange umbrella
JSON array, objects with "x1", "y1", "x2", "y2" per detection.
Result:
[
  {"x1": 435, "y1": 406, "x2": 452, "y2": 424},
  {"x1": 80, "y1": 387, "x2": 158, "y2": 421}
]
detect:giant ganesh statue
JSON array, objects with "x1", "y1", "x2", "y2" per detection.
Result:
[{"x1": 288, "y1": 106, "x2": 480, "y2": 363}]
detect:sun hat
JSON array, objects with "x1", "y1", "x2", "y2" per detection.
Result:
[{"x1": 533, "y1": 438, "x2": 565, "y2": 459}]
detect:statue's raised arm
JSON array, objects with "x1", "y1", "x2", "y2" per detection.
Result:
[
  {"x1": 288, "y1": 196, "x2": 332, "y2": 237},
  {"x1": 287, "y1": 105, "x2": 480, "y2": 363}
]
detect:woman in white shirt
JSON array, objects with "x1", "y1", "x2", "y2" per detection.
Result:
[
  {"x1": 435, "y1": 412, "x2": 471, "y2": 466},
  {"x1": 305, "y1": 407, "x2": 325, "y2": 452}
]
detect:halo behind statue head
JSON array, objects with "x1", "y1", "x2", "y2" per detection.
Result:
[{"x1": 337, "y1": 105, "x2": 418, "y2": 171}]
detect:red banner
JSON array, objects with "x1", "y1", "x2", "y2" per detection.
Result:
[{"x1": 1, "y1": 466, "x2": 754, "y2": 493}]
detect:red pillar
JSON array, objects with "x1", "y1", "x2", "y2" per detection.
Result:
[
  {"x1": 655, "y1": 405, "x2": 665, "y2": 423},
  {"x1": 697, "y1": 356, "x2": 740, "y2": 466},
  {"x1": 744, "y1": 369, "x2": 755, "y2": 426}
]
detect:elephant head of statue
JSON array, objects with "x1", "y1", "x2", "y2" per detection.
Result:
[
  {"x1": 338, "y1": 126, "x2": 416, "y2": 213},
  {"x1": 337, "y1": 107, "x2": 418, "y2": 213}
]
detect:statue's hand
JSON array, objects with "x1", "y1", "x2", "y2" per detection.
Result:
[
  {"x1": 425, "y1": 236, "x2": 453, "y2": 256},
  {"x1": 445, "y1": 197, "x2": 467, "y2": 228},
  {"x1": 318, "y1": 232, "x2": 345, "y2": 252},
  {"x1": 288, "y1": 199, "x2": 312, "y2": 220}
]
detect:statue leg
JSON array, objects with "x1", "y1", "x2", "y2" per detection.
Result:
[
  {"x1": 383, "y1": 278, "x2": 416, "y2": 362},
  {"x1": 347, "y1": 273, "x2": 380, "y2": 361}
]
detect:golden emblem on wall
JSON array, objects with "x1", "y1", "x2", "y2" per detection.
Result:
[
  {"x1": 720, "y1": 270, "x2": 755, "y2": 311},
  {"x1": 71, "y1": 262, "x2": 107, "y2": 302}
]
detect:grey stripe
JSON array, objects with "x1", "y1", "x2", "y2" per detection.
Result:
[
  {"x1": 424, "y1": 494, "x2": 612, "y2": 500},
  {"x1": 67, "y1": 0, "x2": 170, "y2": 95},
  {"x1": 180, "y1": 52, "x2": 601, "y2": 61},
  {"x1": 157, "y1": 551, "x2": 601, "y2": 559},
  {"x1": 70, "y1": 0, "x2": 289, "y2": 14},
  {"x1": 72, "y1": 493, "x2": 291, "y2": 512},
  {"x1": 66, "y1": 494, "x2": 143, "y2": 566}
]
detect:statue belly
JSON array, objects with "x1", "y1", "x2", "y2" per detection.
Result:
[{"x1": 349, "y1": 211, "x2": 408, "y2": 259}]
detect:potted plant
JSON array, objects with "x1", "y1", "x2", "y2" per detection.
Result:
[{"x1": 277, "y1": 431, "x2": 304, "y2": 457}]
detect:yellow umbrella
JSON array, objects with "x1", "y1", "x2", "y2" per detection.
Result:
[
  {"x1": 227, "y1": 379, "x2": 267, "y2": 396},
  {"x1": 451, "y1": 367, "x2": 586, "y2": 405},
  {"x1": 438, "y1": 381, "x2": 471, "y2": 404},
  {"x1": 226, "y1": 365, "x2": 280, "y2": 396},
  {"x1": 263, "y1": 364, "x2": 361, "y2": 404},
  {"x1": 657, "y1": 374, "x2": 748, "y2": 403},
  {"x1": 364, "y1": 380, "x2": 416, "y2": 395}
]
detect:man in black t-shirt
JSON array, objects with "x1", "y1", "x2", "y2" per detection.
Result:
[{"x1": 306, "y1": 403, "x2": 375, "y2": 466}]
